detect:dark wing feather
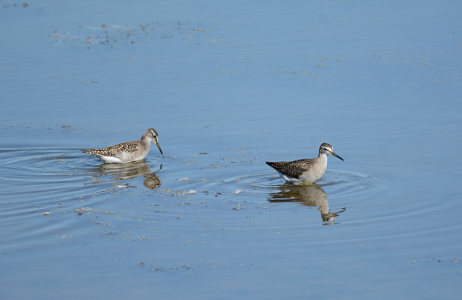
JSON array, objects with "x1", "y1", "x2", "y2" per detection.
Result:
[
  {"x1": 82, "y1": 141, "x2": 140, "y2": 157},
  {"x1": 266, "y1": 159, "x2": 312, "y2": 178}
]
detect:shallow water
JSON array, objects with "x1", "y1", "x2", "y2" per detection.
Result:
[{"x1": 1, "y1": 1, "x2": 462, "y2": 299}]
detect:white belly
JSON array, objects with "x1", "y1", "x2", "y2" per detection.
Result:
[
  {"x1": 281, "y1": 172, "x2": 323, "y2": 184},
  {"x1": 99, "y1": 155, "x2": 125, "y2": 163}
]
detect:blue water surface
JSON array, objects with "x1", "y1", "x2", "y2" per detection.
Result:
[{"x1": 1, "y1": 1, "x2": 462, "y2": 299}]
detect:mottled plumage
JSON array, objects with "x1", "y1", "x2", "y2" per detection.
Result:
[
  {"x1": 266, "y1": 143, "x2": 343, "y2": 184},
  {"x1": 266, "y1": 159, "x2": 317, "y2": 179},
  {"x1": 83, "y1": 128, "x2": 163, "y2": 163}
]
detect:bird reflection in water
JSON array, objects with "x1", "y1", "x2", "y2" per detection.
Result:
[
  {"x1": 269, "y1": 184, "x2": 345, "y2": 225},
  {"x1": 90, "y1": 161, "x2": 161, "y2": 190}
]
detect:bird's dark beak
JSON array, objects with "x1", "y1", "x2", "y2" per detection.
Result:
[
  {"x1": 155, "y1": 140, "x2": 163, "y2": 155},
  {"x1": 331, "y1": 151, "x2": 344, "y2": 161}
]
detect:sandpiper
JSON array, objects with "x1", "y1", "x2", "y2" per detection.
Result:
[
  {"x1": 266, "y1": 143, "x2": 343, "y2": 184},
  {"x1": 82, "y1": 128, "x2": 163, "y2": 163}
]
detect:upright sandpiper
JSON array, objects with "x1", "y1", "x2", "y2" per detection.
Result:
[
  {"x1": 82, "y1": 128, "x2": 163, "y2": 163},
  {"x1": 266, "y1": 143, "x2": 343, "y2": 184}
]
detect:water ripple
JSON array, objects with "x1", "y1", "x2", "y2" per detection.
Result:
[
  {"x1": 0, "y1": 146, "x2": 163, "y2": 249},
  {"x1": 0, "y1": 145, "x2": 456, "y2": 248}
]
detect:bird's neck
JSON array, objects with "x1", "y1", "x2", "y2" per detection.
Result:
[
  {"x1": 317, "y1": 153, "x2": 328, "y2": 166},
  {"x1": 141, "y1": 136, "x2": 152, "y2": 147}
]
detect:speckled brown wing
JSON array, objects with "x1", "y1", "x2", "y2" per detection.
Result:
[
  {"x1": 83, "y1": 141, "x2": 140, "y2": 157},
  {"x1": 266, "y1": 159, "x2": 312, "y2": 178}
]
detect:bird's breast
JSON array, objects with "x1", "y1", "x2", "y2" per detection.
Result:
[{"x1": 298, "y1": 157, "x2": 327, "y2": 183}]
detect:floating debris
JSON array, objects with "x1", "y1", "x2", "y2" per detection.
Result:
[
  {"x1": 75, "y1": 207, "x2": 96, "y2": 216},
  {"x1": 232, "y1": 203, "x2": 243, "y2": 211},
  {"x1": 233, "y1": 190, "x2": 243, "y2": 194},
  {"x1": 177, "y1": 177, "x2": 190, "y2": 181},
  {"x1": 43, "y1": 211, "x2": 51, "y2": 216},
  {"x1": 50, "y1": 21, "x2": 212, "y2": 48}
]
